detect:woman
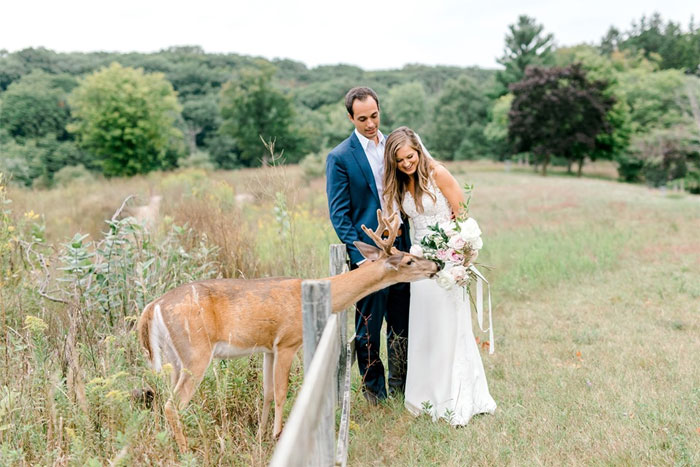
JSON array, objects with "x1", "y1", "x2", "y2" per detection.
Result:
[{"x1": 383, "y1": 126, "x2": 496, "y2": 425}]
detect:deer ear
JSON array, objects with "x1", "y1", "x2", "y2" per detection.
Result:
[
  {"x1": 354, "y1": 241, "x2": 383, "y2": 261},
  {"x1": 384, "y1": 252, "x2": 405, "y2": 270}
]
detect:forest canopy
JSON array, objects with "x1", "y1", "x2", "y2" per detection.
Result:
[{"x1": 1, "y1": 13, "x2": 699, "y2": 191}]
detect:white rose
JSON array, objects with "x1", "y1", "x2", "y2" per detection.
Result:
[
  {"x1": 438, "y1": 221, "x2": 458, "y2": 237},
  {"x1": 458, "y1": 218, "x2": 483, "y2": 250},
  {"x1": 435, "y1": 270, "x2": 456, "y2": 290},
  {"x1": 409, "y1": 245, "x2": 424, "y2": 257},
  {"x1": 468, "y1": 236, "x2": 483, "y2": 250},
  {"x1": 458, "y1": 218, "x2": 481, "y2": 239}
]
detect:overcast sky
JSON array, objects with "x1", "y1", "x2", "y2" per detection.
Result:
[{"x1": 2, "y1": 0, "x2": 698, "y2": 70}]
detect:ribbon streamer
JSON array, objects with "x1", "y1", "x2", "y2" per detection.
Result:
[{"x1": 469, "y1": 265, "x2": 494, "y2": 354}]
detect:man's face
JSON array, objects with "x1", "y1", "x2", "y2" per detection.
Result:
[{"x1": 348, "y1": 97, "x2": 380, "y2": 141}]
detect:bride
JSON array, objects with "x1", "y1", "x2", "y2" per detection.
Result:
[{"x1": 382, "y1": 126, "x2": 497, "y2": 425}]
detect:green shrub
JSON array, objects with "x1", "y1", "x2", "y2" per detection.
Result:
[
  {"x1": 299, "y1": 150, "x2": 327, "y2": 181},
  {"x1": 177, "y1": 150, "x2": 215, "y2": 171},
  {"x1": 53, "y1": 164, "x2": 92, "y2": 187}
]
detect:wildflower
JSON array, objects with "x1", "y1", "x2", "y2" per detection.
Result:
[
  {"x1": 24, "y1": 316, "x2": 48, "y2": 335},
  {"x1": 24, "y1": 210, "x2": 39, "y2": 220}
]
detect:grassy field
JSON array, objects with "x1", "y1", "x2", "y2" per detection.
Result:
[{"x1": 1, "y1": 162, "x2": 698, "y2": 465}]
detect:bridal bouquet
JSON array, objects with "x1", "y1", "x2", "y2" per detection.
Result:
[
  {"x1": 408, "y1": 183, "x2": 484, "y2": 291},
  {"x1": 409, "y1": 184, "x2": 495, "y2": 354},
  {"x1": 410, "y1": 216, "x2": 483, "y2": 291}
]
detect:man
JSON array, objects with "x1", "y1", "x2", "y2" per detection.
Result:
[{"x1": 325, "y1": 87, "x2": 411, "y2": 404}]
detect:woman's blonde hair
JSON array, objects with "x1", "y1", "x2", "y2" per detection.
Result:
[{"x1": 383, "y1": 126, "x2": 435, "y2": 216}]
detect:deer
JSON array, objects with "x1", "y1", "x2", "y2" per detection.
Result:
[
  {"x1": 136, "y1": 210, "x2": 438, "y2": 452},
  {"x1": 129, "y1": 193, "x2": 162, "y2": 232}
]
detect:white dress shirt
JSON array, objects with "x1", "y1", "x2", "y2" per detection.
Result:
[{"x1": 354, "y1": 128, "x2": 386, "y2": 212}]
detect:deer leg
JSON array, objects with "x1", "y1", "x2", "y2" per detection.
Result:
[
  {"x1": 258, "y1": 351, "x2": 275, "y2": 437},
  {"x1": 272, "y1": 347, "x2": 297, "y2": 439},
  {"x1": 164, "y1": 355, "x2": 211, "y2": 453}
]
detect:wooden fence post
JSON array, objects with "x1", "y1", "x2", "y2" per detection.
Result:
[
  {"x1": 329, "y1": 244, "x2": 347, "y2": 406},
  {"x1": 301, "y1": 280, "x2": 334, "y2": 466},
  {"x1": 269, "y1": 314, "x2": 340, "y2": 467}
]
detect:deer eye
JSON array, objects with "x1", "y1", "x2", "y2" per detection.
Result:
[{"x1": 406, "y1": 259, "x2": 414, "y2": 265}]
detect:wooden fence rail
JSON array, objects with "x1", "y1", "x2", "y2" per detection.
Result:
[{"x1": 269, "y1": 245, "x2": 352, "y2": 467}]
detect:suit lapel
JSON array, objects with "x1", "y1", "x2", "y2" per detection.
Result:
[{"x1": 349, "y1": 133, "x2": 381, "y2": 206}]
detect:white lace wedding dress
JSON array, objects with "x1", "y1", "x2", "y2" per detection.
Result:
[{"x1": 403, "y1": 177, "x2": 497, "y2": 425}]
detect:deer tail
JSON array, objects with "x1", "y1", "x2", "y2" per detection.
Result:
[{"x1": 137, "y1": 301, "x2": 158, "y2": 370}]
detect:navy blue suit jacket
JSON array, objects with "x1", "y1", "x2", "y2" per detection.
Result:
[{"x1": 326, "y1": 131, "x2": 411, "y2": 265}]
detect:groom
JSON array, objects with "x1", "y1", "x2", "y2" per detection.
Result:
[{"x1": 325, "y1": 87, "x2": 411, "y2": 404}]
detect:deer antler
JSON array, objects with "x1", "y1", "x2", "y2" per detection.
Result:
[{"x1": 361, "y1": 209, "x2": 401, "y2": 255}]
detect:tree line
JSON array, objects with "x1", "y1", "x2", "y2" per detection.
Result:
[{"x1": 0, "y1": 12, "x2": 698, "y2": 192}]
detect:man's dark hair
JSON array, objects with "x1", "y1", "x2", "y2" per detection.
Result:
[{"x1": 345, "y1": 87, "x2": 380, "y2": 117}]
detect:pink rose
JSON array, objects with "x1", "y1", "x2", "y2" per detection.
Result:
[
  {"x1": 450, "y1": 265, "x2": 468, "y2": 282},
  {"x1": 448, "y1": 236, "x2": 466, "y2": 250}
]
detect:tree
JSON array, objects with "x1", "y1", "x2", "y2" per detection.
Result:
[
  {"x1": 164, "y1": 56, "x2": 230, "y2": 155},
  {"x1": 508, "y1": 64, "x2": 615, "y2": 176},
  {"x1": 496, "y1": 15, "x2": 555, "y2": 94},
  {"x1": 0, "y1": 51, "x2": 27, "y2": 91},
  {"x1": 0, "y1": 135, "x2": 87, "y2": 187},
  {"x1": 219, "y1": 67, "x2": 300, "y2": 166},
  {"x1": 68, "y1": 62, "x2": 184, "y2": 177},
  {"x1": 315, "y1": 102, "x2": 354, "y2": 149},
  {"x1": 599, "y1": 27, "x2": 622, "y2": 55},
  {"x1": 554, "y1": 45, "x2": 633, "y2": 169},
  {"x1": 382, "y1": 81, "x2": 428, "y2": 133},
  {"x1": 629, "y1": 126, "x2": 700, "y2": 188},
  {"x1": 0, "y1": 70, "x2": 76, "y2": 140},
  {"x1": 618, "y1": 68, "x2": 687, "y2": 132},
  {"x1": 294, "y1": 78, "x2": 355, "y2": 110},
  {"x1": 180, "y1": 94, "x2": 221, "y2": 154},
  {"x1": 613, "y1": 13, "x2": 700, "y2": 75},
  {"x1": 429, "y1": 75, "x2": 490, "y2": 160},
  {"x1": 483, "y1": 93, "x2": 514, "y2": 160}
]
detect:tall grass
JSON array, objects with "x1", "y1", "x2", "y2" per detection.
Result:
[
  {"x1": 0, "y1": 163, "x2": 333, "y2": 465},
  {"x1": 1, "y1": 162, "x2": 698, "y2": 465}
]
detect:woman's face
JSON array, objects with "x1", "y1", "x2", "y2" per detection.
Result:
[{"x1": 395, "y1": 144, "x2": 419, "y2": 176}]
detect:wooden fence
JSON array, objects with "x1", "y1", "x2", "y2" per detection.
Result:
[{"x1": 269, "y1": 244, "x2": 353, "y2": 467}]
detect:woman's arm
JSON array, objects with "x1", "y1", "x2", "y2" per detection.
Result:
[{"x1": 432, "y1": 164, "x2": 465, "y2": 218}]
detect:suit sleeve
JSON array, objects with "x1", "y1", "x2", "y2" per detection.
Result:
[{"x1": 326, "y1": 152, "x2": 365, "y2": 265}]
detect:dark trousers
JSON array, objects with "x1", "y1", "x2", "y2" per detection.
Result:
[{"x1": 353, "y1": 279, "x2": 410, "y2": 399}]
